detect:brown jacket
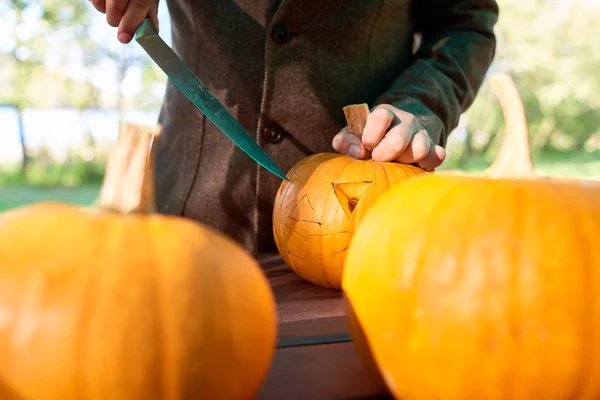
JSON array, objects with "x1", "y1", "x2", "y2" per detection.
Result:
[{"x1": 155, "y1": 0, "x2": 499, "y2": 254}]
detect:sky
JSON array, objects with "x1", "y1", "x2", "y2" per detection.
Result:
[{"x1": 0, "y1": 1, "x2": 173, "y2": 164}]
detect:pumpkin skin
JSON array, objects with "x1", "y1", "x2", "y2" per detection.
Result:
[
  {"x1": 342, "y1": 73, "x2": 600, "y2": 400},
  {"x1": 0, "y1": 125, "x2": 277, "y2": 400},
  {"x1": 273, "y1": 152, "x2": 426, "y2": 290},
  {"x1": 344, "y1": 174, "x2": 600, "y2": 400}
]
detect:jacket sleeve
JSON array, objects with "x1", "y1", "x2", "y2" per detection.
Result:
[{"x1": 373, "y1": 0, "x2": 499, "y2": 146}]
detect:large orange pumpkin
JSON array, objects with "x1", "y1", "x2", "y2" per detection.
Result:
[
  {"x1": 0, "y1": 124, "x2": 277, "y2": 400},
  {"x1": 273, "y1": 104, "x2": 427, "y2": 290},
  {"x1": 343, "y1": 72, "x2": 600, "y2": 400}
]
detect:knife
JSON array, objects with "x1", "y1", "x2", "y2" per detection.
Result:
[{"x1": 134, "y1": 19, "x2": 288, "y2": 181}]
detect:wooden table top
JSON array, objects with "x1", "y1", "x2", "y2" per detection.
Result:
[{"x1": 256, "y1": 254, "x2": 391, "y2": 400}]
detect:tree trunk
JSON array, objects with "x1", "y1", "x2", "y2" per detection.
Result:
[
  {"x1": 457, "y1": 133, "x2": 473, "y2": 168},
  {"x1": 573, "y1": 135, "x2": 589, "y2": 151},
  {"x1": 15, "y1": 105, "x2": 29, "y2": 173},
  {"x1": 479, "y1": 129, "x2": 498, "y2": 156},
  {"x1": 116, "y1": 60, "x2": 130, "y2": 132},
  {"x1": 534, "y1": 119, "x2": 557, "y2": 151}
]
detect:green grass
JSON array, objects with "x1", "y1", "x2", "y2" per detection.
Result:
[
  {"x1": 439, "y1": 149, "x2": 600, "y2": 178},
  {"x1": 0, "y1": 150, "x2": 598, "y2": 213},
  {"x1": 0, "y1": 184, "x2": 101, "y2": 212}
]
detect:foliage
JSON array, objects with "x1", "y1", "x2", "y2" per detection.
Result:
[
  {"x1": 0, "y1": 184, "x2": 100, "y2": 212},
  {"x1": 0, "y1": 143, "x2": 109, "y2": 187},
  {"x1": 0, "y1": 156, "x2": 106, "y2": 187},
  {"x1": 4, "y1": 0, "x2": 90, "y2": 108},
  {"x1": 1, "y1": 0, "x2": 165, "y2": 110},
  {"x1": 1, "y1": 0, "x2": 166, "y2": 179},
  {"x1": 1, "y1": 0, "x2": 599, "y2": 187},
  {"x1": 443, "y1": 0, "x2": 600, "y2": 167}
]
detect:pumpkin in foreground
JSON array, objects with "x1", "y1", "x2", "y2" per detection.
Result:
[
  {"x1": 0, "y1": 125, "x2": 277, "y2": 400},
  {"x1": 343, "y1": 72, "x2": 600, "y2": 400},
  {"x1": 272, "y1": 104, "x2": 428, "y2": 290}
]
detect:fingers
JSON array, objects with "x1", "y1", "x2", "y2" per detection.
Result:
[
  {"x1": 148, "y1": 0, "x2": 160, "y2": 31},
  {"x1": 393, "y1": 130, "x2": 445, "y2": 170},
  {"x1": 417, "y1": 145, "x2": 446, "y2": 171},
  {"x1": 335, "y1": 124, "x2": 445, "y2": 169},
  {"x1": 370, "y1": 115, "x2": 421, "y2": 162},
  {"x1": 106, "y1": 0, "x2": 128, "y2": 27},
  {"x1": 336, "y1": 103, "x2": 446, "y2": 169},
  {"x1": 91, "y1": 0, "x2": 107, "y2": 13},
  {"x1": 362, "y1": 107, "x2": 396, "y2": 151},
  {"x1": 93, "y1": 0, "x2": 158, "y2": 43},
  {"x1": 395, "y1": 130, "x2": 430, "y2": 164},
  {"x1": 118, "y1": 0, "x2": 153, "y2": 43},
  {"x1": 332, "y1": 128, "x2": 368, "y2": 160}
]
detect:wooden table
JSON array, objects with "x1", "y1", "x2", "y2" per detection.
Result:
[{"x1": 256, "y1": 254, "x2": 391, "y2": 400}]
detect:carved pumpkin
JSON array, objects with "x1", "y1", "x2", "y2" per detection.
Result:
[
  {"x1": 342, "y1": 72, "x2": 600, "y2": 400},
  {"x1": 0, "y1": 125, "x2": 277, "y2": 400},
  {"x1": 273, "y1": 105, "x2": 428, "y2": 290}
]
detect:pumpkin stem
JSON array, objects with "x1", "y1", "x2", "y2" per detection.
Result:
[
  {"x1": 484, "y1": 72, "x2": 538, "y2": 178},
  {"x1": 343, "y1": 103, "x2": 375, "y2": 161},
  {"x1": 343, "y1": 104, "x2": 370, "y2": 139},
  {"x1": 97, "y1": 123, "x2": 161, "y2": 214}
]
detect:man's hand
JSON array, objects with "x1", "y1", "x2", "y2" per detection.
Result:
[
  {"x1": 90, "y1": 0, "x2": 160, "y2": 44},
  {"x1": 332, "y1": 104, "x2": 446, "y2": 171}
]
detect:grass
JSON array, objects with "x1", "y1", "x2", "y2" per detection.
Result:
[
  {"x1": 0, "y1": 184, "x2": 101, "y2": 212},
  {"x1": 0, "y1": 150, "x2": 598, "y2": 213},
  {"x1": 438, "y1": 149, "x2": 600, "y2": 178}
]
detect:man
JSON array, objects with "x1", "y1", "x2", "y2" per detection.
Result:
[{"x1": 91, "y1": 0, "x2": 499, "y2": 254}]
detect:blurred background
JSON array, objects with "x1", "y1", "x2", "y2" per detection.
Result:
[{"x1": 1, "y1": 0, "x2": 599, "y2": 212}]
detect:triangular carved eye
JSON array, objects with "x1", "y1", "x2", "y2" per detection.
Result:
[
  {"x1": 332, "y1": 181, "x2": 374, "y2": 219},
  {"x1": 288, "y1": 194, "x2": 321, "y2": 225}
]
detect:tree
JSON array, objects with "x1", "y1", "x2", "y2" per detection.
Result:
[
  {"x1": 4, "y1": 0, "x2": 90, "y2": 172},
  {"x1": 452, "y1": 0, "x2": 600, "y2": 160},
  {"x1": 2, "y1": 0, "x2": 167, "y2": 173}
]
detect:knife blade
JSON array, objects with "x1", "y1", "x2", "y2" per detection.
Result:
[{"x1": 134, "y1": 19, "x2": 288, "y2": 181}]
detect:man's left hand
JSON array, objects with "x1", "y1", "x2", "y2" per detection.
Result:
[{"x1": 332, "y1": 104, "x2": 446, "y2": 171}]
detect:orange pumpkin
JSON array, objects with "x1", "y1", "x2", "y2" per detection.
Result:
[
  {"x1": 273, "y1": 104, "x2": 428, "y2": 290},
  {"x1": 343, "y1": 72, "x2": 600, "y2": 400},
  {"x1": 0, "y1": 124, "x2": 277, "y2": 400}
]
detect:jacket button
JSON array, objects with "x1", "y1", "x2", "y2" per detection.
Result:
[
  {"x1": 271, "y1": 23, "x2": 292, "y2": 43},
  {"x1": 262, "y1": 126, "x2": 284, "y2": 144}
]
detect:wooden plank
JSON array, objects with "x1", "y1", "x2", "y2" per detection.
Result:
[
  {"x1": 257, "y1": 254, "x2": 391, "y2": 399},
  {"x1": 257, "y1": 342, "x2": 390, "y2": 400},
  {"x1": 277, "y1": 332, "x2": 352, "y2": 348},
  {"x1": 265, "y1": 266, "x2": 341, "y2": 303},
  {"x1": 279, "y1": 316, "x2": 348, "y2": 339},
  {"x1": 278, "y1": 316, "x2": 352, "y2": 348},
  {"x1": 278, "y1": 298, "x2": 346, "y2": 322}
]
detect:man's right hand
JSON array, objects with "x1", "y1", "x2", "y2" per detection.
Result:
[{"x1": 90, "y1": 0, "x2": 160, "y2": 44}]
